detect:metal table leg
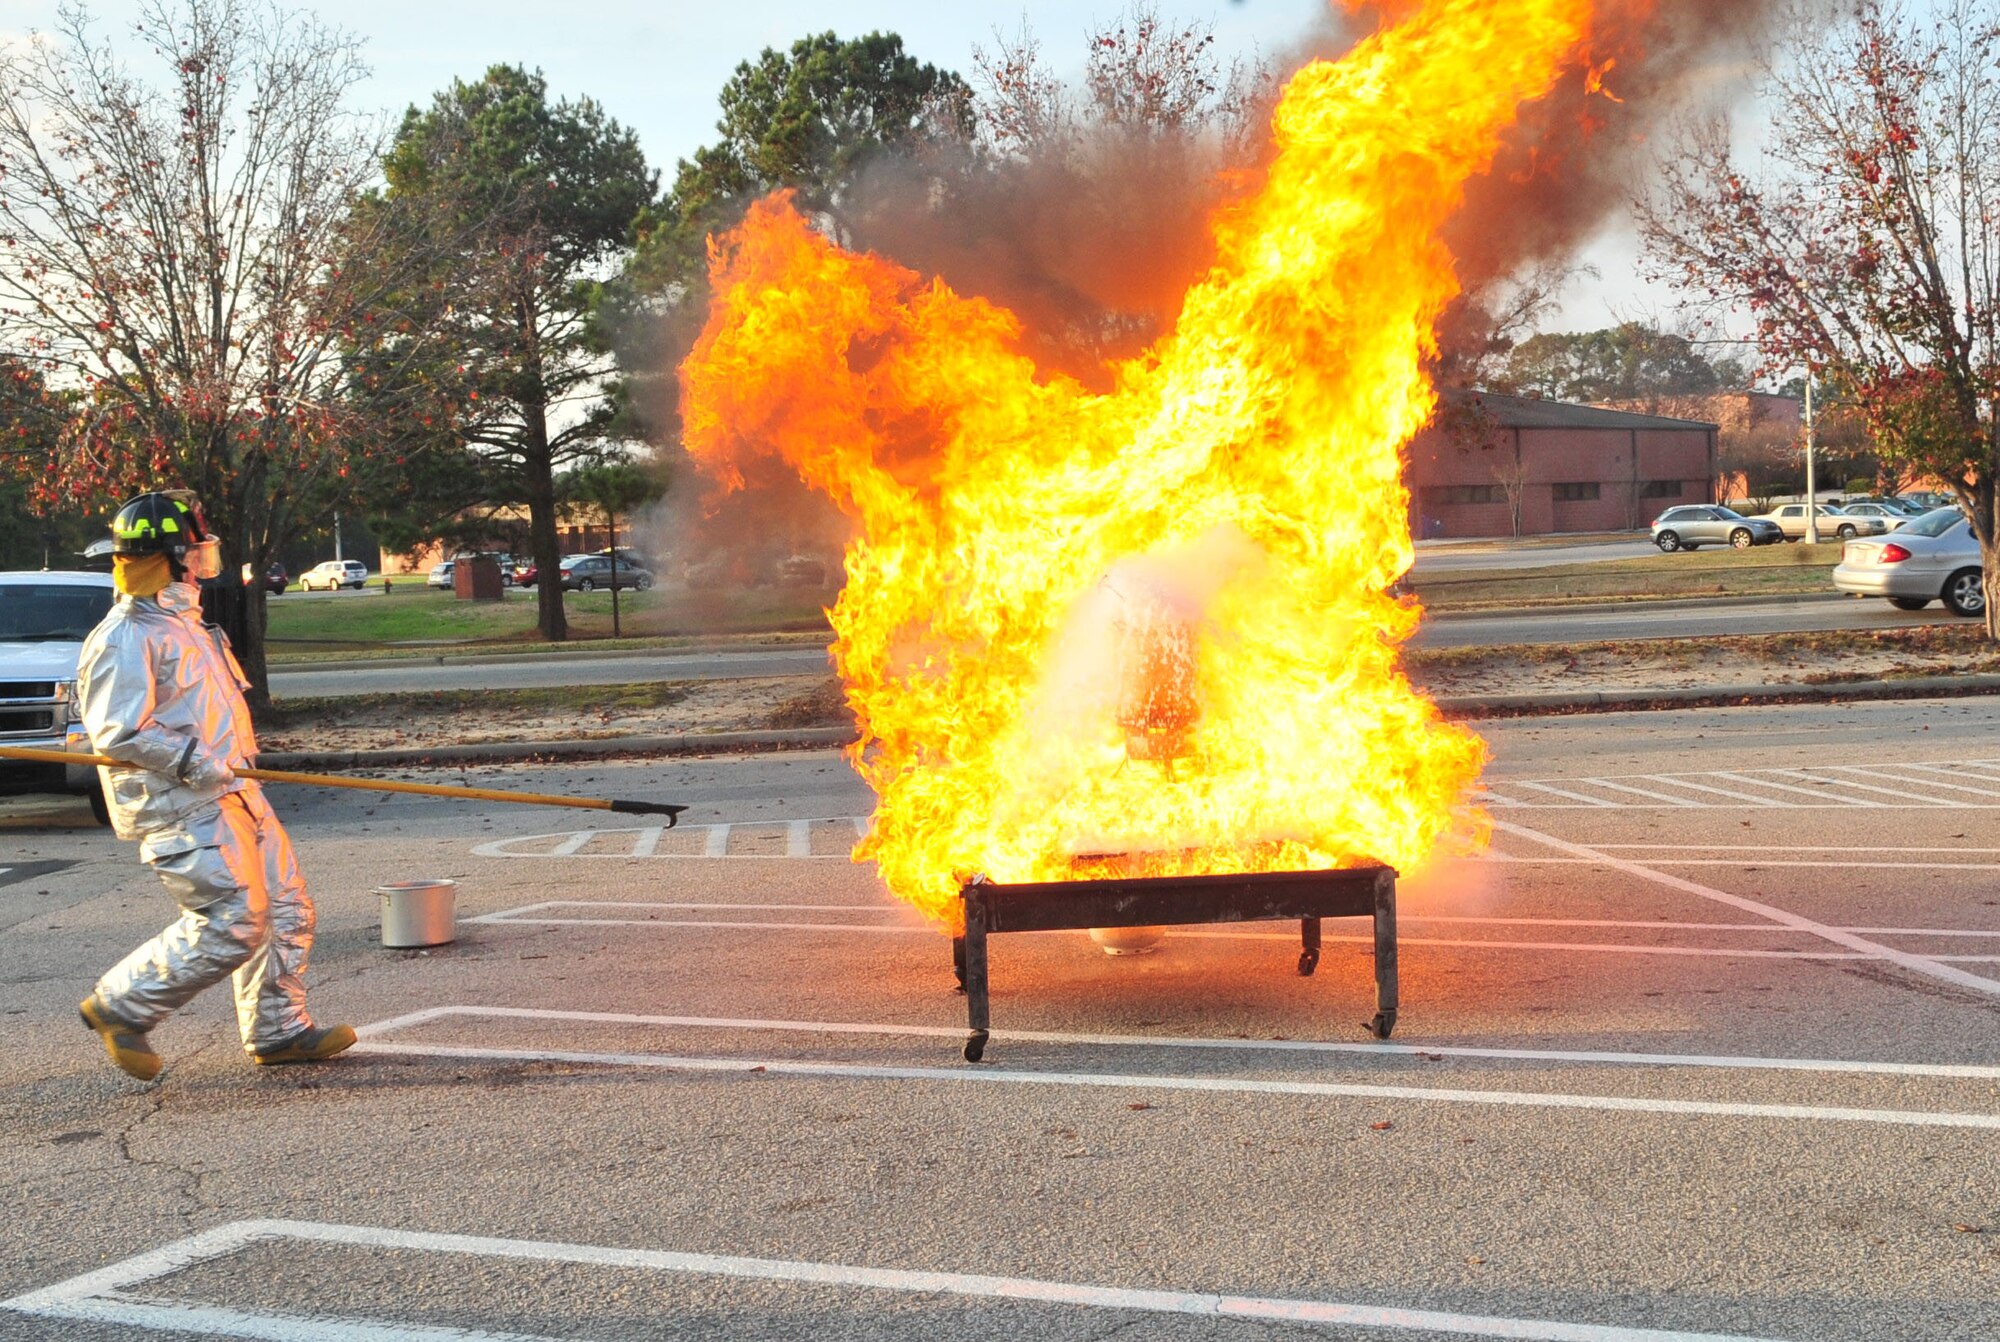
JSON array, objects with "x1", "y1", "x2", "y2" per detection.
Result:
[
  {"x1": 962, "y1": 914, "x2": 990, "y2": 1062},
  {"x1": 1369, "y1": 872, "x2": 1398, "y2": 1039}
]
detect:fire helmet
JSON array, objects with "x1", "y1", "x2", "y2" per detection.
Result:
[{"x1": 108, "y1": 491, "x2": 222, "y2": 579}]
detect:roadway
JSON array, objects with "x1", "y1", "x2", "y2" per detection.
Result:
[
  {"x1": 6, "y1": 696, "x2": 2000, "y2": 1339},
  {"x1": 265, "y1": 595, "x2": 1953, "y2": 698}
]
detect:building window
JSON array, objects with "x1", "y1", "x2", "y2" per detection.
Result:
[
  {"x1": 1551, "y1": 482, "x2": 1602, "y2": 502},
  {"x1": 1420, "y1": 484, "x2": 1502, "y2": 506},
  {"x1": 1639, "y1": 480, "x2": 1684, "y2": 498}
]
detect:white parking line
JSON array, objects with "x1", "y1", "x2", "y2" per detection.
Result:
[
  {"x1": 1574, "y1": 779, "x2": 1702, "y2": 806},
  {"x1": 1830, "y1": 764, "x2": 2000, "y2": 799},
  {"x1": 464, "y1": 897, "x2": 2000, "y2": 960},
  {"x1": 1707, "y1": 772, "x2": 1881, "y2": 805},
  {"x1": 1490, "y1": 854, "x2": 2000, "y2": 872},
  {"x1": 354, "y1": 1006, "x2": 2000, "y2": 1079},
  {"x1": 464, "y1": 903, "x2": 1870, "y2": 959},
  {"x1": 1493, "y1": 822, "x2": 2000, "y2": 999},
  {"x1": 1766, "y1": 767, "x2": 1961, "y2": 805},
  {"x1": 0, "y1": 1218, "x2": 1798, "y2": 1342},
  {"x1": 1593, "y1": 844, "x2": 2000, "y2": 853},
  {"x1": 1479, "y1": 756, "x2": 2000, "y2": 809},
  {"x1": 1515, "y1": 782, "x2": 1619, "y2": 807},
  {"x1": 354, "y1": 1040, "x2": 2000, "y2": 1130},
  {"x1": 470, "y1": 820, "x2": 865, "y2": 861}
]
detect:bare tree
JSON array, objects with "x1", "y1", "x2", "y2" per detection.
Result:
[
  {"x1": 0, "y1": 0, "x2": 459, "y2": 695},
  {"x1": 1640, "y1": 0, "x2": 2000, "y2": 631},
  {"x1": 1490, "y1": 455, "x2": 1530, "y2": 537}
]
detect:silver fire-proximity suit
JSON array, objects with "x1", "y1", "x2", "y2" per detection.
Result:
[{"x1": 77, "y1": 581, "x2": 319, "y2": 1054}]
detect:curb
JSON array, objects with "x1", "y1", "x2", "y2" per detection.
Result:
[
  {"x1": 268, "y1": 640, "x2": 829, "y2": 677},
  {"x1": 254, "y1": 675, "x2": 2000, "y2": 771}
]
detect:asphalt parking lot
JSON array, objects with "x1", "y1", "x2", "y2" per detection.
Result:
[{"x1": 4, "y1": 697, "x2": 2000, "y2": 1340}]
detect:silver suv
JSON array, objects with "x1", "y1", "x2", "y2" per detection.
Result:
[
  {"x1": 1650, "y1": 505, "x2": 1784, "y2": 552},
  {"x1": 0, "y1": 570, "x2": 116, "y2": 822},
  {"x1": 300, "y1": 559, "x2": 368, "y2": 591}
]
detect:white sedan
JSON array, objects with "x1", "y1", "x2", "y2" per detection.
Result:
[
  {"x1": 1832, "y1": 508, "x2": 1984, "y2": 616},
  {"x1": 1834, "y1": 501, "x2": 1912, "y2": 532}
]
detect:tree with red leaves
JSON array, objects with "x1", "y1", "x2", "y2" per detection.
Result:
[
  {"x1": 0, "y1": 0, "x2": 465, "y2": 699},
  {"x1": 1640, "y1": 0, "x2": 2000, "y2": 633}
]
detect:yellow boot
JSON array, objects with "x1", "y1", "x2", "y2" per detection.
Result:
[
  {"x1": 252, "y1": 1024, "x2": 357, "y2": 1066},
  {"x1": 79, "y1": 997, "x2": 162, "y2": 1082}
]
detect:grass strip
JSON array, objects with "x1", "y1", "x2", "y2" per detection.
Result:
[
  {"x1": 262, "y1": 681, "x2": 697, "y2": 726},
  {"x1": 1411, "y1": 544, "x2": 1843, "y2": 609}
]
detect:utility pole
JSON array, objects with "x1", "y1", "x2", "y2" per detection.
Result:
[
  {"x1": 1803, "y1": 376, "x2": 1819, "y2": 545},
  {"x1": 333, "y1": 512, "x2": 344, "y2": 563}
]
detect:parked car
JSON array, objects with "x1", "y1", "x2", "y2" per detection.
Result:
[
  {"x1": 515, "y1": 560, "x2": 538, "y2": 588},
  {"x1": 1756, "y1": 503, "x2": 1888, "y2": 542},
  {"x1": 427, "y1": 560, "x2": 455, "y2": 589},
  {"x1": 1900, "y1": 491, "x2": 1955, "y2": 512},
  {"x1": 1831, "y1": 506, "x2": 1984, "y2": 616},
  {"x1": 1831, "y1": 501, "x2": 1912, "y2": 532},
  {"x1": 299, "y1": 559, "x2": 368, "y2": 591},
  {"x1": 262, "y1": 563, "x2": 289, "y2": 595},
  {"x1": 0, "y1": 569, "x2": 117, "y2": 824},
  {"x1": 559, "y1": 554, "x2": 651, "y2": 592},
  {"x1": 1650, "y1": 505, "x2": 1783, "y2": 552}
]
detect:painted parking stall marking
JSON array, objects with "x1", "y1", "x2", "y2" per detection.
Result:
[
  {"x1": 470, "y1": 817, "x2": 867, "y2": 860},
  {"x1": 1493, "y1": 820, "x2": 2000, "y2": 998},
  {"x1": 0, "y1": 1218, "x2": 1799, "y2": 1342},
  {"x1": 1480, "y1": 756, "x2": 2000, "y2": 808}
]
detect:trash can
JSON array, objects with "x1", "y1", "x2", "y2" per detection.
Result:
[{"x1": 377, "y1": 879, "x2": 457, "y2": 948}]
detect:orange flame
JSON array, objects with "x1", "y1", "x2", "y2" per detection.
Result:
[
  {"x1": 682, "y1": 0, "x2": 1600, "y2": 927},
  {"x1": 1586, "y1": 54, "x2": 1626, "y2": 102}
]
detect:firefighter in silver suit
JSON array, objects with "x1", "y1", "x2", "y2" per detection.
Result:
[{"x1": 75, "y1": 491, "x2": 354, "y2": 1081}]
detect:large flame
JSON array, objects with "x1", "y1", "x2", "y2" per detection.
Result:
[{"x1": 682, "y1": 0, "x2": 1598, "y2": 926}]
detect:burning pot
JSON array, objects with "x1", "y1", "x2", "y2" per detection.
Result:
[{"x1": 1106, "y1": 574, "x2": 1201, "y2": 765}]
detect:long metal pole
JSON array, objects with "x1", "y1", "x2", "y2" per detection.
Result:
[
  {"x1": 1804, "y1": 376, "x2": 1819, "y2": 544},
  {"x1": 0, "y1": 746, "x2": 686, "y2": 821}
]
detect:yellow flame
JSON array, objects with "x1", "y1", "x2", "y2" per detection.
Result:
[{"x1": 681, "y1": 0, "x2": 1601, "y2": 926}]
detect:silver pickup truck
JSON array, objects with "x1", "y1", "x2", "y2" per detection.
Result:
[{"x1": 0, "y1": 569, "x2": 116, "y2": 823}]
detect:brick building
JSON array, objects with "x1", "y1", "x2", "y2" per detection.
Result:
[{"x1": 1408, "y1": 391, "x2": 1718, "y2": 538}]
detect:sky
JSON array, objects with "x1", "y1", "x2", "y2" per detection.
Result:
[{"x1": 0, "y1": 0, "x2": 1685, "y2": 331}]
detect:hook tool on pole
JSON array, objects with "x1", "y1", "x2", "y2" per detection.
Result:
[{"x1": 0, "y1": 746, "x2": 689, "y2": 823}]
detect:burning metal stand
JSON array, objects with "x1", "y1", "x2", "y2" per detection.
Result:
[{"x1": 951, "y1": 866, "x2": 1398, "y2": 1062}]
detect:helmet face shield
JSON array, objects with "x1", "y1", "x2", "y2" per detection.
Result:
[{"x1": 182, "y1": 538, "x2": 223, "y2": 581}]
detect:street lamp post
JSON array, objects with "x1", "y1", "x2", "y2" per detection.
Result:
[{"x1": 1801, "y1": 375, "x2": 1821, "y2": 545}]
